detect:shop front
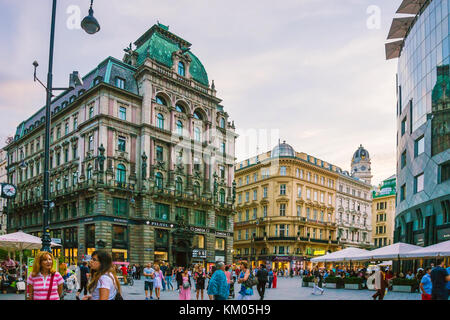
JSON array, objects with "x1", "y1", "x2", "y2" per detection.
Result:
[
  {"x1": 63, "y1": 227, "x2": 78, "y2": 265},
  {"x1": 112, "y1": 225, "x2": 128, "y2": 262},
  {"x1": 154, "y1": 229, "x2": 169, "y2": 264},
  {"x1": 192, "y1": 249, "x2": 207, "y2": 268},
  {"x1": 85, "y1": 224, "x2": 96, "y2": 257}
]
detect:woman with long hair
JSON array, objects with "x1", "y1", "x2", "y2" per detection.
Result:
[
  {"x1": 237, "y1": 261, "x2": 253, "y2": 300},
  {"x1": 179, "y1": 268, "x2": 191, "y2": 300},
  {"x1": 153, "y1": 264, "x2": 164, "y2": 300},
  {"x1": 27, "y1": 251, "x2": 64, "y2": 300},
  {"x1": 82, "y1": 250, "x2": 122, "y2": 300},
  {"x1": 194, "y1": 265, "x2": 206, "y2": 300}
]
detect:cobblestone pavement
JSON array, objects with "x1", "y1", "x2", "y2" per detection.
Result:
[{"x1": 1, "y1": 276, "x2": 421, "y2": 300}]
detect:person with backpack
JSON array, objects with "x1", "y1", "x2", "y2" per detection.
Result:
[
  {"x1": 237, "y1": 261, "x2": 255, "y2": 300},
  {"x1": 256, "y1": 264, "x2": 269, "y2": 300},
  {"x1": 82, "y1": 250, "x2": 122, "y2": 300}
]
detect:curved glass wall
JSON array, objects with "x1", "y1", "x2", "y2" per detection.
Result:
[{"x1": 397, "y1": 0, "x2": 450, "y2": 131}]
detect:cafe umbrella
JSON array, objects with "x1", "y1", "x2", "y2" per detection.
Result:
[{"x1": 0, "y1": 231, "x2": 61, "y2": 279}]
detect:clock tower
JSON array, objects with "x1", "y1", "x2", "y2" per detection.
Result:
[{"x1": 351, "y1": 145, "x2": 372, "y2": 185}]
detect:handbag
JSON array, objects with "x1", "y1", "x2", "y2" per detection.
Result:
[
  {"x1": 46, "y1": 273, "x2": 55, "y2": 300},
  {"x1": 182, "y1": 280, "x2": 190, "y2": 289},
  {"x1": 244, "y1": 273, "x2": 258, "y2": 288}
]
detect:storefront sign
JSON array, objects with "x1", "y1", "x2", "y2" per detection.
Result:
[
  {"x1": 414, "y1": 233, "x2": 425, "y2": 246},
  {"x1": 215, "y1": 255, "x2": 225, "y2": 262},
  {"x1": 190, "y1": 226, "x2": 210, "y2": 234},
  {"x1": 272, "y1": 256, "x2": 292, "y2": 262},
  {"x1": 83, "y1": 218, "x2": 94, "y2": 223},
  {"x1": 193, "y1": 249, "x2": 207, "y2": 259},
  {"x1": 150, "y1": 221, "x2": 174, "y2": 228},
  {"x1": 215, "y1": 231, "x2": 232, "y2": 237},
  {"x1": 437, "y1": 227, "x2": 450, "y2": 241},
  {"x1": 113, "y1": 218, "x2": 128, "y2": 224},
  {"x1": 145, "y1": 248, "x2": 153, "y2": 252},
  {"x1": 51, "y1": 238, "x2": 62, "y2": 244},
  {"x1": 314, "y1": 250, "x2": 326, "y2": 256}
]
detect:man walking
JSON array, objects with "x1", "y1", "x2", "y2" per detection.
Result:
[
  {"x1": 256, "y1": 264, "x2": 268, "y2": 300},
  {"x1": 143, "y1": 263, "x2": 155, "y2": 300},
  {"x1": 372, "y1": 267, "x2": 387, "y2": 300},
  {"x1": 430, "y1": 259, "x2": 450, "y2": 300},
  {"x1": 161, "y1": 262, "x2": 168, "y2": 291}
]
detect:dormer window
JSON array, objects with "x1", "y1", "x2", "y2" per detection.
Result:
[
  {"x1": 69, "y1": 95, "x2": 76, "y2": 103},
  {"x1": 92, "y1": 77, "x2": 102, "y2": 87},
  {"x1": 178, "y1": 61, "x2": 185, "y2": 77},
  {"x1": 115, "y1": 77, "x2": 125, "y2": 89}
]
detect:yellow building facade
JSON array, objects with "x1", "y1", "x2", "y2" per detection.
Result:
[
  {"x1": 233, "y1": 142, "x2": 340, "y2": 271},
  {"x1": 371, "y1": 175, "x2": 396, "y2": 247}
]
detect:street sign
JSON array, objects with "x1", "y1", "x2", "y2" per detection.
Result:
[{"x1": 51, "y1": 238, "x2": 62, "y2": 244}]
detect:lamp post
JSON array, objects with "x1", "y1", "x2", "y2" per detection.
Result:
[{"x1": 39, "y1": 0, "x2": 100, "y2": 252}]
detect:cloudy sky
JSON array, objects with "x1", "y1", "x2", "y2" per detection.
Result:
[{"x1": 0, "y1": 0, "x2": 402, "y2": 186}]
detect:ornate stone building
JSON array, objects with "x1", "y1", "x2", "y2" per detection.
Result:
[
  {"x1": 233, "y1": 142, "x2": 340, "y2": 271},
  {"x1": 5, "y1": 23, "x2": 236, "y2": 267},
  {"x1": 335, "y1": 145, "x2": 373, "y2": 249},
  {"x1": 0, "y1": 148, "x2": 7, "y2": 235},
  {"x1": 371, "y1": 175, "x2": 396, "y2": 248}
]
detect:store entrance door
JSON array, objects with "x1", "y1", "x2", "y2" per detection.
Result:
[{"x1": 176, "y1": 252, "x2": 187, "y2": 267}]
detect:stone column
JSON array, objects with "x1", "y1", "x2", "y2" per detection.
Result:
[{"x1": 77, "y1": 224, "x2": 86, "y2": 262}]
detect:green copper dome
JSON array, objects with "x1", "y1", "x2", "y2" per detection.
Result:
[{"x1": 134, "y1": 24, "x2": 209, "y2": 87}]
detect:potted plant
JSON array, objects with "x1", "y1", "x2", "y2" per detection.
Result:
[
  {"x1": 302, "y1": 275, "x2": 315, "y2": 287},
  {"x1": 391, "y1": 278, "x2": 417, "y2": 293},
  {"x1": 343, "y1": 277, "x2": 363, "y2": 290},
  {"x1": 324, "y1": 276, "x2": 344, "y2": 289}
]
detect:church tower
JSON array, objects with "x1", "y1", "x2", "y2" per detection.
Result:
[{"x1": 351, "y1": 145, "x2": 372, "y2": 184}]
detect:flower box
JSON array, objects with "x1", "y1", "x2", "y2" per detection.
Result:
[
  {"x1": 324, "y1": 283, "x2": 338, "y2": 289},
  {"x1": 392, "y1": 285, "x2": 414, "y2": 293},
  {"x1": 344, "y1": 283, "x2": 362, "y2": 290}
]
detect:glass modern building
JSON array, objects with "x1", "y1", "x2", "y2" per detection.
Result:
[{"x1": 386, "y1": 0, "x2": 450, "y2": 246}]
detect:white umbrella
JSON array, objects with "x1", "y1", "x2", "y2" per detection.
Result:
[
  {"x1": 0, "y1": 231, "x2": 61, "y2": 279},
  {"x1": 350, "y1": 242, "x2": 422, "y2": 261},
  {"x1": 311, "y1": 247, "x2": 369, "y2": 263},
  {"x1": 400, "y1": 240, "x2": 450, "y2": 259}
]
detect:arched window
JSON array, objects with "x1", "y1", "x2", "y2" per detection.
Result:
[
  {"x1": 220, "y1": 117, "x2": 226, "y2": 128},
  {"x1": 87, "y1": 165, "x2": 92, "y2": 180},
  {"x1": 175, "y1": 177, "x2": 183, "y2": 194},
  {"x1": 176, "y1": 104, "x2": 185, "y2": 113},
  {"x1": 155, "y1": 172, "x2": 163, "y2": 189},
  {"x1": 116, "y1": 164, "x2": 126, "y2": 183},
  {"x1": 193, "y1": 111, "x2": 202, "y2": 120},
  {"x1": 176, "y1": 120, "x2": 183, "y2": 136},
  {"x1": 157, "y1": 113, "x2": 165, "y2": 129},
  {"x1": 178, "y1": 61, "x2": 185, "y2": 77},
  {"x1": 194, "y1": 127, "x2": 201, "y2": 142},
  {"x1": 156, "y1": 96, "x2": 167, "y2": 106},
  {"x1": 219, "y1": 189, "x2": 226, "y2": 204},
  {"x1": 194, "y1": 181, "x2": 201, "y2": 196}
]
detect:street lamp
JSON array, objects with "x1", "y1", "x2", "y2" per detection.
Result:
[
  {"x1": 37, "y1": 0, "x2": 100, "y2": 252},
  {"x1": 81, "y1": 0, "x2": 101, "y2": 34}
]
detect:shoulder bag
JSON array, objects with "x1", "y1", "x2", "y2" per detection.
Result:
[{"x1": 46, "y1": 273, "x2": 55, "y2": 300}]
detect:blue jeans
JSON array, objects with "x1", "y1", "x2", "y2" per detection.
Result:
[{"x1": 166, "y1": 276, "x2": 173, "y2": 290}]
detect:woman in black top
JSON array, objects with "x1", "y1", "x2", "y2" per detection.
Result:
[{"x1": 194, "y1": 266, "x2": 206, "y2": 300}]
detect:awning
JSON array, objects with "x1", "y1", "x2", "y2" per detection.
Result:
[
  {"x1": 310, "y1": 247, "x2": 369, "y2": 263},
  {"x1": 396, "y1": 0, "x2": 427, "y2": 15},
  {"x1": 350, "y1": 242, "x2": 422, "y2": 261},
  {"x1": 387, "y1": 17, "x2": 416, "y2": 40},
  {"x1": 385, "y1": 40, "x2": 404, "y2": 60},
  {"x1": 400, "y1": 240, "x2": 450, "y2": 258}
]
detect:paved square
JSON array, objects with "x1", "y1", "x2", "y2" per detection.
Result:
[{"x1": 0, "y1": 276, "x2": 421, "y2": 300}]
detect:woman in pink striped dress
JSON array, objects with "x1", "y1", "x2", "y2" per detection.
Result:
[
  {"x1": 27, "y1": 252, "x2": 64, "y2": 300},
  {"x1": 179, "y1": 269, "x2": 191, "y2": 300}
]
